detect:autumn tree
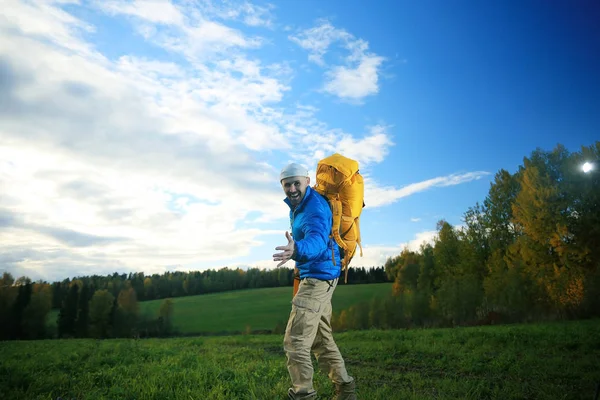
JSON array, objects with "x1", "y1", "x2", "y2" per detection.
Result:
[
  {"x1": 461, "y1": 202, "x2": 491, "y2": 279},
  {"x1": 507, "y1": 145, "x2": 597, "y2": 315},
  {"x1": 158, "y1": 298, "x2": 175, "y2": 336},
  {"x1": 143, "y1": 277, "x2": 154, "y2": 300},
  {"x1": 0, "y1": 273, "x2": 17, "y2": 340},
  {"x1": 416, "y1": 244, "x2": 435, "y2": 292},
  {"x1": 89, "y1": 290, "x2": 115, "y2": 338},
  {"x1": 57, "y1": 283, "x2": 79, "y2": 338},
  {"x1": 21, "y1": 283, "x2": 53, "y2": 339},
  {"x1": 432, "y1": 220, "x2": 461, "y2": 285},
  {"x1": 483, "y1": 169, "x2": 520, "y2": 253},
  {"x1": 74, "y1": 283, "x2": 92, "y2": 338},
  {"x1": 395, "y1": 249, "x2": 421, "y2": 295},
  {"x1": 8, "y1": 278, "x2": 32, "y2": 339},
  {"x1": 114, "y1": 287, "x2": 140, "y2": 337}
]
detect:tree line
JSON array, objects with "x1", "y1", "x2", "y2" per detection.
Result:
[
  {"x1": 332, "y1": 142, "x2": 600, "y2": 331},
  {"x1": 0, "y1": 266, "x2": 388, "y2": 340}
]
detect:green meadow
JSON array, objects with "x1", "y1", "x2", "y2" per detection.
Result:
[
  {"x1": 47, "y1": 283, "x2": 393, "y2": 335},
  {"x1": 2, "y1": 318, "x2": 599, "y2": 399}
]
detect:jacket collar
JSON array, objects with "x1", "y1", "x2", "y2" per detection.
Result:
[{"x1": 284, "y1": 185, "x2": 313, "y2": 211}]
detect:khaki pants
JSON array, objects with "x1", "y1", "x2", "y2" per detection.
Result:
[{"x1": 283, "y1": 277, "x2": 354, "y2": 398}]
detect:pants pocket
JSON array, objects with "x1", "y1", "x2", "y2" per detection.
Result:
[
  {"x1": 292, "y1": 297, "x2": 321, "y2": 313},
  {"x1": 288, "y1": 297, "x2": 321, "y2": 340}
]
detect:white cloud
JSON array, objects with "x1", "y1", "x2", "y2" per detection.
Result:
[
  {"x1": 336, "y1": 125, "x2": 393, "y2": 164},
  {"x1": 411, "y1": 217, "x2": 421, "y2": 222},
  {"x1": 288, "y1": 20, "x2": 350, "y2": 66},
  {"x1": 282, "y1": 105, "x2": 394, "y2": 168},
  {"x1": 99, "y1": 0, "x2": 185, "y2": 25},
  {"x1": 194, "y1": 0, "x2": 276, "y2": 28},
  {"x1": 2, "y1": 0, "x2": 99, "y2": 56},
  {"x1": 97, "y1": 0, "x2": 276, "y2": 29},
  {"x1": 323, "y1": 53, "x2": 384, "y2": 100},
  {"x1": 118, "y1": 56, "x2": 184, "y2": 77},
  {"x1": 238, "y1": 2, "x2": 275, "y2": 27},
  {"x1": 95, "y1": 0, "x2": 263, "y2": 62},
  {"x1": 365, "y1": 171, "x2": 491, "y2": 208},
  {"x1": 289, "y1": 19, "x2": 385, "y2": 101}
]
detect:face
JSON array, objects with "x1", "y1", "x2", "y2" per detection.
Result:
[{"x1": 281, "y1": 176, "x2": 310, "y2": 206}]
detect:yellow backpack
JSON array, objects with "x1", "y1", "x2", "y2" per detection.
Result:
[{"x1": 313, "y1": 153, "x2": 365, "y2": 283}]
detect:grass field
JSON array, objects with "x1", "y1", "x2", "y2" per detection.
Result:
[
  {"x1": 48, "y1": 283, "x2": 393, "y2": 335},
  {"x1": 2, "y1": 318, "x2": 600, "y2": 399}
]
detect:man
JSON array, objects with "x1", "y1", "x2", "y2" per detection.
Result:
[{"x1": 273, "y1": 162, "x2": 357, "y2": 400}]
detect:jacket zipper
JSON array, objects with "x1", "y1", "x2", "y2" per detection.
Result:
[{"x1": 290, "y1": 209, "x2": 297, "y2": 240}]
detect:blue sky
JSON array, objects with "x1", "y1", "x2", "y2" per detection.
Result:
[{"x1": 0, "y1": 0, "x2": 598, "y2": 282}]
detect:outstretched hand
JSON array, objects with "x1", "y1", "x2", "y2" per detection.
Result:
[{"x1": 273, "y1": 231, "x2": 295, "y2": 267}]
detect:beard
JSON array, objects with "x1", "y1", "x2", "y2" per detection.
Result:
[{"x1": 288, "y1": 191, "x2": 304, "y2": 205}]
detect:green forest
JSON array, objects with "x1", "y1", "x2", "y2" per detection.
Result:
[{"x1": 1, "y1": 141, "x2": 598, "y2": 341}]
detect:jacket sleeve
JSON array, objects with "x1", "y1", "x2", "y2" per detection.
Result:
[{"x1": 292, "y1": 206, "x2": 329, "y2": 262}]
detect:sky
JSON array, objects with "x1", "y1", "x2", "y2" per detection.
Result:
[{"x1": 1, "y1": 0, "x2": 599, "y2": 283}]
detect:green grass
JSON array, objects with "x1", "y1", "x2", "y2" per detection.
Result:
[
  {"x1": 48, "y1": 283, "x2": 393, "y2": 335},
  {"x1": 2, "y1": 318, "x2": 600, "y2": 399}
]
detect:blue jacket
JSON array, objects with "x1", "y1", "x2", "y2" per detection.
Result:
[{"x1": 285, "y1": 186, "x2": 341, "y2": 280}]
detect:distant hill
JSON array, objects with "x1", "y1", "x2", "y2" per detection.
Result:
[{"x1": 47, "y1": 283, "x2": 393, "y2": 335}]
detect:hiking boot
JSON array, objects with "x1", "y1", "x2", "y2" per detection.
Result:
[
  {"x1": 287, "y1": 388, "x2": 318, "y2": 400},
  {"x1": 334, "y1": 381, "x2": 356, "y2": 400}
]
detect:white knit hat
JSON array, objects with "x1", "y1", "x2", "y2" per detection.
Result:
[{"x1": 280, "y1": 162, "x2": 309, "y2": 181}]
